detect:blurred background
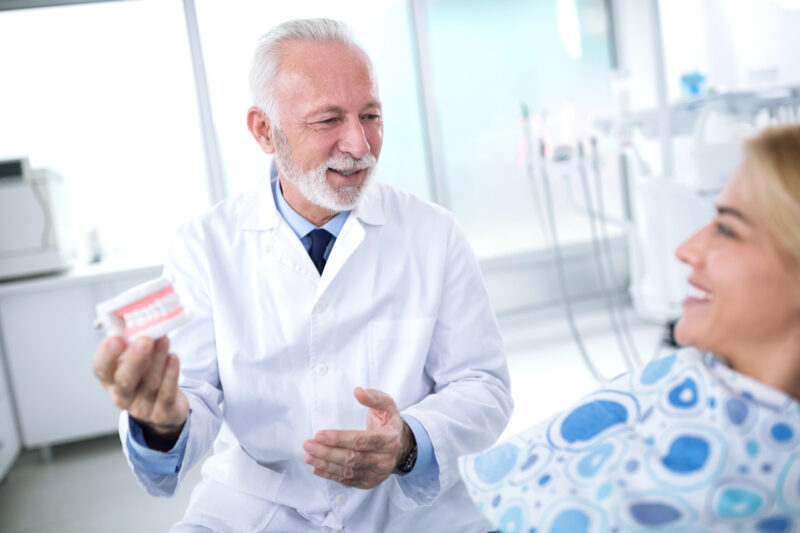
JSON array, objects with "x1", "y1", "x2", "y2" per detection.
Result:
[{"x1": 1, "y1": 0, "x2": 799, "y2": 530}]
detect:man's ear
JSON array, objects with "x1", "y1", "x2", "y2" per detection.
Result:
[{"x1": 247, "y1": 106, "x2": 275, "y2": 154}]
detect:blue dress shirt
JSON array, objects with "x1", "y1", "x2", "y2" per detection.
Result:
[{"x1": 127, "y1": 172, "x2": 438, "y2": 480}]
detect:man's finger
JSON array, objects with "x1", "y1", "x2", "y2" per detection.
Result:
[
  {"x1": 306, "y1": 455, "x2": 391, "y2": 489},
  {"x1": 313, "y1": 429, "x2": 389, "y2": 452},
  {"x1": 353, "y1": 386, "x2": 396, "y2": 411},
  {"x1": 94, "y1": 336, "x2": 126, "y2": 387},
  {"x1": 155, "y1": 353, "x2": 181, "y2": 407},
  {"x1": 304, "y1": 451, "x2": 358, "y2": 480},
  {"x1": 303, "y1": 439, "x2": 385, "y2": 468},
  {"x1": 112, "y1": 337, "x2": 154, "y2": 396},
  {"x1": 139, "y1": 336, "x2": 169, "y2": 395}
]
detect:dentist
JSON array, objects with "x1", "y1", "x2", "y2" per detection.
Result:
[{"x1": 93, "y1": 18, "x2": 512, "y2": 533}]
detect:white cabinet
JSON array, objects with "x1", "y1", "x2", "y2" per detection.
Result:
[
  {"x1": 0, "y1": 264, "x2": 160, "y2": 448},
  {"x1": 0, "y1": 348, "x2": 20, "y2": 479}
]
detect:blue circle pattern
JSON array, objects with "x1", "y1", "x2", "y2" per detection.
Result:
[
  {"x1": 706, "y1": 479, "x2": 773, "y2": 524},
  {"x1": 473, "y1": 443, "x2": 519, "y2": 485},
  {"x1": 629, "y1": 502, "x2": 682, "y2": 526},
  {"x1": 499, "y1": 506, "x2": 525, "y2": 533},
  {"x1": 756, "y1": 515, "x2": 793, "y2": 532},
  {"x1": 549, "y1": 509, "x2": 588, "y2": 533},
  {"x1": 640, "y1": 354, "x2": 676, "y2": 385},
  {"x1": 460, "y1": 349, "x2": 800, "y2": 532},
  {"x1": 578, "y1": 443, "x2": 614, "y2": 478},
  {"x1": 660, "y1": 436, "x2": 709, "y2": 473},
  {"x1": 560, "y1": 401, "x2": 628, "y2": 444},
  {"x1": 547, "y1": 391, "x2": 640, "y2": 451},
  {"x1": 772, "y1": 423, "x2": 793, "y2": 442},
  {"x1": 668, "y1": 377, "x2": 699, "y2": 408},
  {"x1": 727, "y1": 398, "x2": 749, "y2": 425}
]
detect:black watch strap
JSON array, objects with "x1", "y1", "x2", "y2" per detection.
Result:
[{"x1": 396, "y1": 441, "x2": 418, "y2": 473}]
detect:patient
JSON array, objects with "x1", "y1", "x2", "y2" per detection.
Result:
[{"x1": 460, "y1": 124, "x2": 800, "y2": 533}]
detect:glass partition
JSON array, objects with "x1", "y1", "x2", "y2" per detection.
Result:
[{"x1": 418, "y1": 0, "x2": 620, "y2": 257}]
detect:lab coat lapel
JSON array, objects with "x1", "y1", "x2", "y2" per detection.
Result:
[
  {"x1": 237, "y1": 176, "x2": 321, "y2": 286},
  {"x1": 273, "y1": 220, "x2": 323, "y2": 285},
  {"x1": 315, "y1": 180, "x2": 385, "y2": 299}
]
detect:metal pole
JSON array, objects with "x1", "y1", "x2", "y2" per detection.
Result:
[
  {"x1": 407, "y1": 0, "x2": 450, "y2": 208},
  {"x1": 182, "y1": 0, "x2": 228, "y2": 205},
  {"x1": 650, "y1": 0, "x2": 674, "y2": 178}
]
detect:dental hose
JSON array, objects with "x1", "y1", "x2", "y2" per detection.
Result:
[{"x1": 537, "y1": 139, "x2": 610, "y2": 384}]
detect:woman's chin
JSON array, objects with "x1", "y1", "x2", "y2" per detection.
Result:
[{"x1": 673, "y1": 317, "x2": 696, "y2": 349}]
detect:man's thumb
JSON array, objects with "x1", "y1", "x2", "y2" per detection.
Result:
[{"x1": 354, "y1": 386, "x2": 393, "y2": 410}]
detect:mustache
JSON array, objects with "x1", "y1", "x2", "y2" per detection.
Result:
[{"x1": 326, "y1": 153, "x2": 377, "y2": 172}]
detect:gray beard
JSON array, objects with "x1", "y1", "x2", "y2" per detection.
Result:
[{"x1": 272, "y1": 126, "x2": 376, "y2": 212}]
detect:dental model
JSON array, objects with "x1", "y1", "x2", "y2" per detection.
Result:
[{"x1": 94, "y1": 277, "x2": 192, "y2": 341}]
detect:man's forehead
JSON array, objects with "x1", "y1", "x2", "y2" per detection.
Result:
[
  {"x1": 273, "y1": 41, "x2": 381, "y2": 117},
  {"x1": 278, "y1": 39, "x2": 374, "y2": 79}
]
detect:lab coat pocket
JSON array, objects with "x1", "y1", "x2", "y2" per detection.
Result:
[{"x1": 368, "y1": 317, "x2": 436, "y2": 408}]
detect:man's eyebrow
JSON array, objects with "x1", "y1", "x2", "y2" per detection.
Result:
[
  {"x1": 303, "y1": 102, "x2": 381, "y2": 119},
  {"x1": 716, "y1": 204, "x2": 754, "y2": 226},
  {"x1": 360, "y1": 101, "x2": 382, "y2": 112},
  {"x1": 305, "y1": 105, "x2": 345, "y2": 118}
]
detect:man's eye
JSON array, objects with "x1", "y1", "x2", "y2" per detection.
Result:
[
  {"x1": 362, "y1": 114, "x2": 381, "y2": 121},
  {"x1": 716, "y1": 222, "x2": 737, "y2": 238}
]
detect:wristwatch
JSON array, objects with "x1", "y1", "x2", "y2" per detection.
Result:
[
  {"x1": 396, "y1": 425, "x2": 418, "y2": 474},
  {"x1": 396, "y1": 442, "x2": 418, "y2": 474}
]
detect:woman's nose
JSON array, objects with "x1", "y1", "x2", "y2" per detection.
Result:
[{"x1": 675, "y1": 224, "x2": 709, "y2": 267}]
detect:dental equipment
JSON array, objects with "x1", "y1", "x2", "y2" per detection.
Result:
[
  {"x1": 520, "y1": 103, "x2": 550, "y2": 242},
  {"x1": 575, "y1": 140, "x2": 640, "y2": 370},
  {"x1": 535, "y1": 137, "x2": 610, "y2": 384},
  {"x1": 93, "y1": 277, "x2": 192, "y2": 341},
  {"x1": 589, "y1": 138, "x2": 642, "y2": 365}
]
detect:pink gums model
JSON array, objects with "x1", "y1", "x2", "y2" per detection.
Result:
[{"x1": 94, "y1": 277, "x2": 192, "y2": 341}]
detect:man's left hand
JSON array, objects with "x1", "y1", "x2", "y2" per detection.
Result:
[{"x1": 303, "y1": 387, "x2": 413, "y2": 489}]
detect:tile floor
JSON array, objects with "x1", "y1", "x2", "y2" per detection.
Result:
[{"x1": 0, "y1": 306, "x2": 667, "y2": 533}]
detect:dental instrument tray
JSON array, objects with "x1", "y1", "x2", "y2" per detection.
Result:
[{"x1": 93, "y1": 277, "x2": 192, "y2": 341}]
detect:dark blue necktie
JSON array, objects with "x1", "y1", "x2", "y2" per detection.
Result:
[{"x1": 307, "y1": 229, "x2": 333, "y2": 274}]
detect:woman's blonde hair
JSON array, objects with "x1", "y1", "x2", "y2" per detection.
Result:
[{"x1": 743, "y1": 124, "x2": 800, "y2": 266}]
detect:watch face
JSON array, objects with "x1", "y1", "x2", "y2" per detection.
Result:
[{"x1": 400, "y1": 446, "x2": 418, "y2": 473}]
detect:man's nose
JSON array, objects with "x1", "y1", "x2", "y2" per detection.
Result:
[{"x1": 337, "y1": 118, "x2": 370, "y2": 159}]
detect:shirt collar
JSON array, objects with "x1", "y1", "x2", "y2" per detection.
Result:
[
  {"x1": 237, "y1": 159, "x2": 385, "y2": 231},
  {"x1": 273, "y1": 175, "x2": 349, "y2": 239}
]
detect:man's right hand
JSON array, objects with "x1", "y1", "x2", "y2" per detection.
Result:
[{"x1": 94, "y1": 336, "x2": 189, "y2": 450}]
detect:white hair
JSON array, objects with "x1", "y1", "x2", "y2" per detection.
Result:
[{"x1": 248, "y1": 18, "x2": 362, "y2": 126}]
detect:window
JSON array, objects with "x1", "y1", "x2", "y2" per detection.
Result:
[
  {"x1": 417, "y1": 0, "x2": 624, "y2": 258},
  {"x1": 194, "y1": 0, "x2": 431, "y2": 201},
  {"x1": 0, "y1": 0, "x2": 209, "y2": 264}
]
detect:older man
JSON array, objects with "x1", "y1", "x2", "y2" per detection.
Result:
[{"x1": 93, "y1": 18, "x2": 512, "y2": 532}]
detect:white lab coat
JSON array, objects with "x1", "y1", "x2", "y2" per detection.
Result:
[{"x1": 119, "y1": 175, "x2": 513, "y2": 532}]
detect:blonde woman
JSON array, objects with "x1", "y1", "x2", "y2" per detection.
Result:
[{"x1": 460, "y1": 125, "x2": 800, "y2": 533}]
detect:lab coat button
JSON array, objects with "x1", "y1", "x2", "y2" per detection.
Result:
[
  {"x1": 335, "y1": 493, "x2": 347, "y2": 507},
  {"x1": 314, "y1": 300, "x2": 327, "y2": 313},
  {"x1": 314, "y1": 363, "x2": 328, "y2": 376}
]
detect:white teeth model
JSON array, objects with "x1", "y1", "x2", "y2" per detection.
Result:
[
  {"x1": 94, "y1": 277, "x2": 193, "y2": 341},
  {"x1": 687, "y1": 285, "x2": 712, "y2": 301}
]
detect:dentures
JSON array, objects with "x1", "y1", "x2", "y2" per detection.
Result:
[{"x1": 94, "y1": 277, "x2": 192, "y2": 341}]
